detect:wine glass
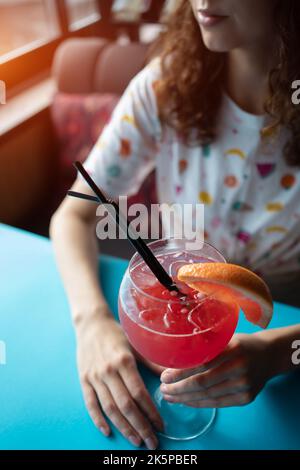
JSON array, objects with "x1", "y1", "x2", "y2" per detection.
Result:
[{"x1": 118, "y1": 238, "x2": 239, "y2": 441}]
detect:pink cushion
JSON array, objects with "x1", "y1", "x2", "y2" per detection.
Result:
[
  {"x1": 52, "y1": 38, "x2": 109, "y2": 94},
  {"x1": 51, "y1": 92, "x2": 120, "y2": 185},
  {"x1": 51, "y1": 92, "x2": 158, "y2": 209}
]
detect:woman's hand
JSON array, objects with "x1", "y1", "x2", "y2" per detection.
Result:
[
  {"x1": 76, "y1": 312, "x2": 163, "y2": 449},
  {"x1": 160, "y1": 333, "x2": 274, "y2": 408}
]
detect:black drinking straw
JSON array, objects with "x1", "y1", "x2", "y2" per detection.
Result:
[
  {"x1": 68, "y1": 190, "x2": 99, "y2": 203},
  {"x1": 70, "y1": 161, "x2": 183, "y2": 295}
]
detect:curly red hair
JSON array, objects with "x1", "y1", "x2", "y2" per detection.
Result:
[{"x1": 149, "y1": 0, "x2": 300, "y2": 166}]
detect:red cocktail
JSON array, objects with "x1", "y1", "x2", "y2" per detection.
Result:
[{"x1": 118, "y1": 239, "x2": 239, "y2": 440}]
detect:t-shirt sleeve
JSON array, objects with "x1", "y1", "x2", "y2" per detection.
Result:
[{"x1": 81, "y1": 59, "x2": 162, "y2": 198}]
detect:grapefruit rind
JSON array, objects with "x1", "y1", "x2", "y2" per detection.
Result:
[{"x1": 177, "y1": 263, "x2": 273, "y2": 329}]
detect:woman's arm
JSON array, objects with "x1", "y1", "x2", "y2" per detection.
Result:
[
  {"x1": 50, "y1": 178, "x2": 108, "y2": 327},
  {"x1": 261, "y1": 324, "x2": 300, "y2": 376},
  {"x1": 50, "y1": 178, "x2": 162, "y2": 449}
]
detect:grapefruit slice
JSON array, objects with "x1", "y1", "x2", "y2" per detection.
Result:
[{"x1": 177, "y1": 263, "x2": 273, "y2": 328}]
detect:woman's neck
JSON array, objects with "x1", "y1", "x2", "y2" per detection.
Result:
[{"x1": 226, "y1": 44, "x2": 276, "y2": 116}]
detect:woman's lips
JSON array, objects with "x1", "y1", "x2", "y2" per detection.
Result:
[{"x1": 197, "y1": 10, "x2": 228, "y2": 27}]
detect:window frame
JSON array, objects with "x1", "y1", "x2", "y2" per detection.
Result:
[
  {"x1": 0, "y1": 0, "x2": 166, "y2": 94},
  {"x1": 0, "y1": 0, "x2": 104, "y2": 92}
]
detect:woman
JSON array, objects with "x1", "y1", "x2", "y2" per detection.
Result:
[{"x1": 50, "y1": 0, "x2": 300, "y2": 450}]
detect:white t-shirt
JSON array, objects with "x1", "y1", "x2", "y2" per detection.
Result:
[{"x1": 83, "y1": 58, "x2": 300, "y2": 281}]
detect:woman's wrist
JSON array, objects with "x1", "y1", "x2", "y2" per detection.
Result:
[{"x1": 72, "y1": 302, "x2": 112, "y2": 336}]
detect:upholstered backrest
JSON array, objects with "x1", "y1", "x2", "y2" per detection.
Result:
[{"x1": 52, "y1": 38, "x2": 148, "y2": 95}]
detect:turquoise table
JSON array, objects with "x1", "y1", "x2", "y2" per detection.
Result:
[{"x1": 0, "y1": 223, "x2": 300, "y2": 450}]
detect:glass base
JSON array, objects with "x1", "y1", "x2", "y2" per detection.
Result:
[{"x1": 154, "y1": 388, "x2": 217, "y2": 441}]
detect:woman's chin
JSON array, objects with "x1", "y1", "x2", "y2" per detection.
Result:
[{"x1": 201, "y1": 31, "x2": 238, "y2": 53}]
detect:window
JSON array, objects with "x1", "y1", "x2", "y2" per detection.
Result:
[
  {"x1": 65, "y1": 0, "x2": 101, "y2": 31},
  {"x1": 0, "y1": 0, "x2": 169, "y2": 91},
  {"x1": 112, "y1": 0, "x2": 151, "y2": 22},
  {"x1": 0, "y1": 0, "x2": 103, "y2": 90},
  {"x1": 0, "y1": 0, "x2": 60, "y2": 63}
]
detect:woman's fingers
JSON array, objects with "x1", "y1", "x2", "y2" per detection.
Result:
[
  {"x1": 183, "y1": 391, "x2": 252, "y2": 408},
  {"x1": 161, "y1": 357, "x2": 246, "y2": 396},
  {"x1": 103, "y1": 370, "x2": 158, "y2": 450},
  {"x1": 119, "y1": 359, "x2": 164, "y2": 432},
  {"x1": 160, "y1": 343, "x2": 238, "y2": 384},
  {"x1": 94, "y1": 381, "x2": 142, "y2": 447},
  {"x1": 161, "y1": 365, "x2": 206, "y2": 384},
  {"x1": 163, "y1": 376, "x2": 249, "y2": 403},
  {"x1": 82, "y1": 382, "x2": 110, "y2": 436}
]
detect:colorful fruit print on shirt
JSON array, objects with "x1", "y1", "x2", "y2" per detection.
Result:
[
  {"x1": 236, "y1": 230, "x2": 252, "y2": 244},
  {"x1": 121, "y1": 115, "x2": 137, "y2": 128},
  {"x1": 224, "y1": 175, "x2": 239, "y2": 188},
  {"x1": 232, "y1": 201, "x2": 253, "y2": 212},
  {"x1": 259, "y1": 127, "x2": 279, "y2": 156},
  {"x1": 202, "y1": 144, "x2": 211, "y2": 158},
  {"x1": 266, "y1": 202, "x2": 284, "y2": 212},
  {"x1": 265, "y1": 226, "x2": 288, "y2": 234},
  {"x1": 256, "y1": 163, "x2": 276, "y2": 178},
  {"x1": 107, "y1": 164, "x2": 121, "y2": 178},
  {"x1": 199, "y1": 191, "x2": 213, "y2": 205},
  {"x1": 281, "y1": 174, "x2": 296, "y2": 190},
  {"x1": 179, "y1": 159, "x2": 188, "y2": 174},
  {"x1": 225, "y1": 148, "x2": 246, "y2": 160},
  {"x1": 260, "y1": 126, "x2": 279, "y2": 141},
  {"x1": 119, "y1": 138, "x2": 132, "y2": 158},
  {"x1": 211, "y1": 216, "x2": 222, "y2": 229},
  {"x1": 175, "y1": 185, "x2": 183, "y2": 195}
]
